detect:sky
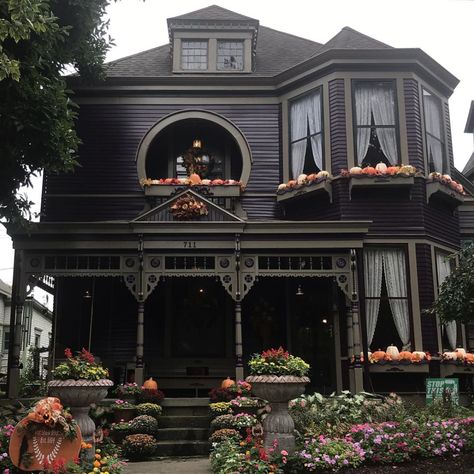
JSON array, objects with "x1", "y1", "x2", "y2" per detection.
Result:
[{"x1": 0, "y1": 0, "x2": 473, "y2": 288}]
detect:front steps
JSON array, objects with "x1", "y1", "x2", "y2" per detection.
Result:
[{"x1": 156, "y1": 398, "x2": 210, "y2": 456}]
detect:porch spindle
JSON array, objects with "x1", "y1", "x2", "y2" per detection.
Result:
[{"x1": 235, "y1": 300, "x2": 244, "y2": 381}]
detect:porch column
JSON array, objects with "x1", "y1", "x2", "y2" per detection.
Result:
[
  {"x1": 351, "y1": 300, "x2": 364, "y2": 393},
  {"x1": 346, "y1": 305, "x2": 355, "y2": 392},
  {"x1": 235, "y1": 300, "x2": 244, "y2": 381},
  {"x1": 135, "y1": 301, "x2": 145, "y2": 386},
  {"x1": 7, "y1": 250, "x2": 26, "y2": 399}
]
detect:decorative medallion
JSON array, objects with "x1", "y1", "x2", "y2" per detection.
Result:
[
  {"x1": 336, "y1": 258, "x2": 347, "y2": 268},
  {"x1": 150, "y1": 257, "x2": 161, "y2": 268}
]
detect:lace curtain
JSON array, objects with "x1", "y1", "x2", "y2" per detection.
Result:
[
  {"x1": 364, "y1": 248, "x2": 410, "y2": 348},
  {"x1": 436, "y1": 252, "x2": 457, "y2": 350},
  {"x1": 423, "y1": 93, "x2": 444, "y2": 172},
  {"x1": 354, "y1": 84, "x2": 398, "y2": 165},
  {"x1": 290, "y1": 90, "x2": 322, "y2": 178}
]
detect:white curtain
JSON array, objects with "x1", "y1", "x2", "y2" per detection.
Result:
[
  {"x1": 290, "y1": 98, "x2": 308, "y2": 178},
  {"x1": 424, "y1": 93, "x2": 444, "y2": 173},
  {"x1": 364, "y1": 249, "x2": 384, "y2": 346},
  {"x1": 355, "y1": 86, "x2": 371, "y2": 164},
  {"x1": 371, "y1": 86, "x2": 398, "y2": 165},
  {"x1": 382, "y1": 249, "x2": 411, "y2": 349},
  {"x1": 436, "y1": 252, "x2": 457, "y2": 350},
  {"x1": 427, "y1": 135, "x2": 444, "y2": 173},
  {"x1": 307, "y1": 90, "x2": 323, "y2": 170}
]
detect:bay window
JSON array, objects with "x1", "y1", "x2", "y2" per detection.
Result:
[
  {"x1": 363, "y1": 248, "x2": 411, "y2": 350},
  {"x1": 289, "y1": 89, "x2": 323, "y2": 179},
  {"x1": 423, "y1": 89, "x2": 446, "y2": 173},
  {"x1": 353, "y1": 81, "x2": 399, "y2": 166}
]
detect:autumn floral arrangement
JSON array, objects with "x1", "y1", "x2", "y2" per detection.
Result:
[
  {"x1": 114, "y1": 382, "x2": 142, "y2": 398},
  {"x1": 248, "y1": 347, "x2": 310, "y2": 377},
  {"x1": 441, "y1": 348, "x2": 474, "y2": 365},
  {"x1": 427, "y1": 172, "x2": 465, "y2": 195},
  {"x1": 169, "y1": 194, "x2": 209, "y2": 220},
  {"x1": 277, "y1": 170, "x2": 331, "y2": 194},
  {"x1": 52, "y1": 348, "x2": 109, "y2": 381},
  {"x1": 368, "y1": 345, "x2": 432, "y2": 364},
  {"x1": 140, "y1": 176, "x2": 242, "y2": 187},
  {"x1": 340, "y1": 162, "x2": 418, "y2": 178}
]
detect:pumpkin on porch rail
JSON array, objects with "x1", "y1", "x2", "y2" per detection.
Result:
[
  {"x1": 221, "y1": 377, "x2": 235, "y2": 389},
  {"x1": 370, "y1": 350, "x2": 386, "y2": 362},
  {"x1": 385, "y1": 344, "x2": 400, "y2": 361},
  {"x1": 143, "y1": 378, "x2": 158, "y2": 391},
  {"x1": 398, "y1": 351, "x2": 412, "y2": 361}
]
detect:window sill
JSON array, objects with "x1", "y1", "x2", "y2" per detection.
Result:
[
  {"x1": 348, "y1": 175, "x2": 414, "y2": 198},
  {"x1": 426, "y1": 180, "x2": 465, "y2": 206},
  {"x1": 144, "y1": 184, "x2": 242, "y2": 198},
  {"x1": 276, "y1": 179, "x2": 332, "y2": 204},
  {"x1": 440, "y1": 362, "x2": 474, "y2": 377},
  {"x1": 369, "y1": 362, "x2": 429, "y2": 374}
]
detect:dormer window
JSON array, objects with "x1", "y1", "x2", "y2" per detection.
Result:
[
  {"x1": 353, "y1": 81, "x2": 399, "y2": 166},
  {"x1": 181, "y1": 40, "x2": 208, "y2": 70},
  {"x1": 217, "y1": 41, "x2": 244, "y2": 71}
]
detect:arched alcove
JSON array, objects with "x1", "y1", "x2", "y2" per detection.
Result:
[{"x1": 136, "y1": 110, "x2": 252, "y2": 185}]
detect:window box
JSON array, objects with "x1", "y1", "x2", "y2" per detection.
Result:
[
  {"x1": 349, "y1": 175, "x2": 414, "y2": 197},
  {"x1": 369, "y1": 361, "x2": 429, "y2": 374},
  {"x1": 439, "y1": 361, "x2": 474, "y2": 377},
  {"x1": 276, "y1": 179, "x2": 332, "y2": 204},
  {"x1": 426, "y1": 180, "x2": 465, "y2": 206},
  {"x1": 144, "y1": 184, "x2": 242, "y2": 198}
]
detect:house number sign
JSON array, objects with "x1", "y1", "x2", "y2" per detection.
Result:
[{"x1": 183, "y1": 241, "x2": 197, "y2": 248}]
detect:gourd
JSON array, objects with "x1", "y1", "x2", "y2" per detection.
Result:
[
  {"x1": 371, "y1": 350, "x2": 386, "y2": 362},
  {"x1": 375, "y1": 162, "x2": 387, "y2": 174},
  {"x1": 442, "y1": 351, "x2": 457, "y2": 360},
  {"x1": 386, "y1": 344, "x2": 400, "y2": 361},
  {"x1": 411, "y1": 351, "x2": 426, "y2": 361},
  {"x1": 297, "y1": 174, "x2": 308, "y2": 185},
  {"x1": 143, "y1": 377, "x2": 158, "y2": 390},
  {"x1": 277, "y1": 183, "x2": 287, "y2": 191},
  {"x1": 201, "y1": 179, "x2": 211, "y2": 185},
  {"x1": 399, "y1": 351, "x2": 412, "y2": 361},
  {"x1": 307, "y1": 173, "x2": 318, "y2": 182},
  {"x1": 386, "y1": 166, "x2": 400, "y2": 175},
  {"x1": 465, "y1": 353, "x2": 474, "y2": 364},
  {"x1": 189, "y1": 173, "x2": 201, "y2": 185},
  {"x1": 317, "y1": 170, "x2": 330, "y2": 179},
  {"x1": 221, "y1": 377, "x2": 235, "y2": 389},
  {"x1": 362, "y1": 166, "x2": 376, "y2": 175},
  {"x1": 455, "y1": 348, "x2": 466, "y2": 359},
  {"x1": 349, "y1": 166, "x2": 362, "y2": 175}
]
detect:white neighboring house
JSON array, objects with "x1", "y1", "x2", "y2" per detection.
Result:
[{"x1": 0, "y1": 278, "x2": 53, "y2": 378}]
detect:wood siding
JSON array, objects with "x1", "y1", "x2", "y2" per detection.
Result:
[
  {"x1": 416, "y1": 244, "x2": 438, "y2": 353},
  {"x1": 329, "y1": 79, "x2": 347, "y2": 175},
  {"x1": 403, "y1": 79, "x2": 424, "y2": 172}
]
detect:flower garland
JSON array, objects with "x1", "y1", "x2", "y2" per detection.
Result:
[{"x1": 169, "y1": 195, "x2": 208, "y2": 220}]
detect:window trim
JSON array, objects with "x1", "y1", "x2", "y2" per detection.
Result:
[
  {"x1": 288, "y1": 86, "x2": 325, "y2": 176},
  {"x1": 180, "y1": 39, "x2": 209, "y2": 71},
  {"x1": 351, "y1": 79, "x2": 401, "y2": 166},
  {"x1": 421, "y1": 87, "x2": 447, "y2": 174}
]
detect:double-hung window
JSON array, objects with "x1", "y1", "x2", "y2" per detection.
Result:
[
  {"x1": 289, "y1": 89, "x2": 323, "y2": 179},
  {"x1": 353, "y1": 81, "x2": 399, "y2": 166},
  {"x1": 181, "y1": 40, "x2": 208, "y2": 70},
  {"x1": 423, "y1": 89, "x2": 446, "y2": 173}
]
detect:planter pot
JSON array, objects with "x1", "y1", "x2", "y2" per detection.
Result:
[
  {"x1": 246, "y1": 375, "x2": 309, "y2": 454},
  {"x1": 113, "y1": 407, "x2": 136, "y2": 423},
  {"x1": 48, "y1": 379, "x2": 113, "y2": 461}
]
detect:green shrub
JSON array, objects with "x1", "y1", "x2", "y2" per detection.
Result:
[
  {"x1": 209, "y1": 428, "x2": 240, "y2": 443},
  {"x1": 209, "y1": 402, "x2": 232, "y2": 417},
  {"x1": 129, "y1": 415, "x2": 159, "y2": 434},
  {"x1": 136, "y1": 403, "x2": 162, "y2": 419},
  {"x1": 122, "y1": 434, "x2": 158, "y2": 459}
]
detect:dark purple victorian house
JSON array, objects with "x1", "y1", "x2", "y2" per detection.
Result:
[{"x1": 6, "y1": 6, "x2": 474, "y2": 397}]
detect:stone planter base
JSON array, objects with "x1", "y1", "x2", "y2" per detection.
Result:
[{"x1": 246, "y1": 375, "x2": 309, "y2": 454}]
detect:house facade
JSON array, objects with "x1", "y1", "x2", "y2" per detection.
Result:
[{"x1": 6, "y1": 6, "x2": 474, "y2": 397}]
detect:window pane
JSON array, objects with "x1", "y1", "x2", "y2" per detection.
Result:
[
  {"x1": 423, "y1": 90, "x2": 443, "y2": 140},
  {"x1": 181, "y1": 41, "x2": 208, "y2": 70},
  {"x1": 354, "y1": 82, "x2": 396, "y2": 126},
  {"x1": 217, "y1": 40, "x2": 244, "y2": 71},
  {"x1": 427, "y1": 135, "x2": 444, "y2": 173}
]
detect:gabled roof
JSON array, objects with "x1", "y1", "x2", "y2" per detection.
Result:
[
  {"x1": 465, "y1": 100, "x2": 474, "y2": 133},
  {"x1": 168, "y1": 4, "x2": 257, "y2": 22},
  {"x1": 0, "y1": 278, "x2": 11, "y2": 298},
  {"x1": 462, "y1": 152, "x2": 474, "y2": 177}
]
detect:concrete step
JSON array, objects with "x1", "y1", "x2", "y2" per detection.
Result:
[
  {"x1": 157, "y1": 427, "x2": 209, "y2": 441},
  {"x1": 154, "y1": 440, "x2": 210, "y2": 457},
  {"x1": 159, "y1": 415, "x2": 210, "y2": 429},
  {"x1": 161, "y1": 397, "x2": 209, "y2": 407},
  {"x1": 162, "y1": 405, "x2": 209, "y2": 416}
]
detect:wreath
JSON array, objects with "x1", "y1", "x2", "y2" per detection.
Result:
[
  {"x1": 182, "y1": 144, "x2": 214, "y2": 177},
  {"x1": 170, "y1": 195, "x2": 209, "y2": 220}
]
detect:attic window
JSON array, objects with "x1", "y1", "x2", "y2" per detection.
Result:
[
  {"x1": 181, "y1": 40, "x2": 208, "y2": 70},
  {"x1": 217, "y1": 40, "x2": 244, "y2": 71}
]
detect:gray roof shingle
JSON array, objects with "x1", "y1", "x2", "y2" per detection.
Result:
[
  {"x1": 168, "y1": 4, "x2": 257, "y2": 22},
  {"x1": 0, "y1": 278, "x2": 11, "y2": 297}
]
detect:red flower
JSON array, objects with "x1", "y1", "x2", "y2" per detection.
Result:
[
  {"x1": 80, "y1": 348, "x2": 95, "y2": 363},
  {"x1": 259, "y1": 447, "x2": 268, "y2": 461},
  {"x1": 64, "y1": 348, "x2": 73, "y2": 359}
]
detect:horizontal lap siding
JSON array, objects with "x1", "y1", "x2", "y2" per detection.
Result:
[
  {"x1": 329, "y1": 79, "x2": 347, "y2": 175},
  {"x1": 43, "y1": 104, "x2": 280, "y2": 221},
  {"x1": 416, "y1": 244, "x2": 438, "y2": 353},
  {"x1": 404, "y1": 79, "x2": 424, "y2": 172},
  {"x1": 459, "y1": 209, "x2": 474, "y2": 230}
]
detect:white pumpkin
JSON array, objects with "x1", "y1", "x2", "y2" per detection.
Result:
[
  {"x1": 151, "y1": 179, "x2": 160, "y2": 185},
  {"x1": 429, "y1": 172, "x2": 442, "y2": 180},
  {"x1": 350, "y1": 166, "x2": 363, "y2": 175},
  {"x1": 297, "y1": 174, "x2": 308, "y2": 185},
  {"x1": 455, "y1": 348, "x2": 466, "y2": 359},
  {"x1": 443, "y1": 351, "x2": 457, "y2": 360},
  {"x1": 386, "y1": 344, "x2": 400, "y2": 360},
  {"x1": 375, "y1": 162, "x2": 388, "y2": 174},
  {"x1": 317, "y1": 170, "x2": 330, "y2": 179},
  {"x1": 277, "y1": 183, "x2": 287, "y2": 191},
  {"x1": 412, "y1": 351, "x2": 426, "y2": 360},
  {"x1": 442, "y1": 174, "x2": 452, "y2": 181},
  {"x1": 201, "y1": 179, "x2": 211, "y2": 185}
]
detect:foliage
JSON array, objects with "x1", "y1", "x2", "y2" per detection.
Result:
[
  {"x1": 114, "y1": 383, "x2": 141, "y2": 397},
  {"x1": 248, "y1": 347, "x2": 310, "y2": 377},
  {"x1": 230, "y1": 397, "x2": 263, "y2": 408},
  {"x1": 210, "y1": 413, "x2": 258, "y2": 432},
  {"x1": 428, "y1": 243, "x2": 474, "y2": 324},
  {"x1": 129, "y1": 415, "x2": 158, "y2": 435},
  {"x1": 18, "y1": 348, "x2": 47, "y2": 397},
  {"x1": 0, "y1": 0, "x2": 116, "y2": 222},
  {"x1": 296, "y1": 435, "x2": 365, "y2": 471},
  {"x1": 0, "y1": 423, "x2": 16, "y2": 473},
  {"x1": 136, "y1": 403, "x2": 162, "y2": 419},
  {"x1": 209, "y1": 428, "x2": 240, "y2": 443},
  {"x1": 136, "y1": 387, "x2": 164, "y2": 404},
  {"x1": 113, "y1": 400, "x2": 135, "y2": 410},
  {"x1": 227, "y1": 381, "x2": 253, "y2": 397},
  {"x1": 52, "y1": 348, "x2": 109, "y2": 381},
  {"x1": 122, "y1": 434, "x2": 158, "y2": 460},
  {"x1": 209, "y1": 402, "x2": 232, "y2": 417}
]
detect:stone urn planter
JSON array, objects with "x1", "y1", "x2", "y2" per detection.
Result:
[
  {"x1": 48, "y1": 379, "x2": 113, "y2": 461},
  {"x1": 246, "y1": 375, "x2": 309, "y2": 454}
]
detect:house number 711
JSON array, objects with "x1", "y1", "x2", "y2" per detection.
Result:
[{"x1": 183, "y1": 241, "x2": 197, "y2": 248}]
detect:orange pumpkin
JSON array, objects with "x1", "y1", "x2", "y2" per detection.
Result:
[
  {"x1": 371, "y1": 350, "x2": 386, "y2": 362},
  {"x1": 189, "y1": 173, "x2": 201, "y2": 185},
  {"x1": 307, "y1": 173, "x2": 318, "y2": 182},
  {"x1": 143, "y1": 377, "x2": 158, "y2": 390},
  {"x1": 399, "y1": 351, "x2": 412, "y2": 361},
  {"x1": 221, "y1": 377, "x2": 235, "y2": 389},
  {"x1": 386, "y1": 166, "x2": 400, "y2": 175},
  {"x1": 411, "y1": 352, "x2": 423, "y2": 362},
  {"x1": 465, "y1": 353, "x2": 474, "y2": 364}
]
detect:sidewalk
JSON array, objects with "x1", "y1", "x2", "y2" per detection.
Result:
[{"x1": 124, "y1": 457, "x2": 212, "y2": 474}]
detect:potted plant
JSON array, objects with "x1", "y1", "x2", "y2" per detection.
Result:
[
  {"x1": 113, "y1": 399, "x2": 136, "y2": 423},
  {"x1": 47, "y1": 348, "x2": 113, "y2": 461},
  {"x1": 246, "y1": 347, "x2": 310, "y2": 454},
  {"x1": 114, "y1": 382, "x2": 142, "y2": 402},
  {"x1": 230, "y1": 396, "x2": 264, "y2": 416}
]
